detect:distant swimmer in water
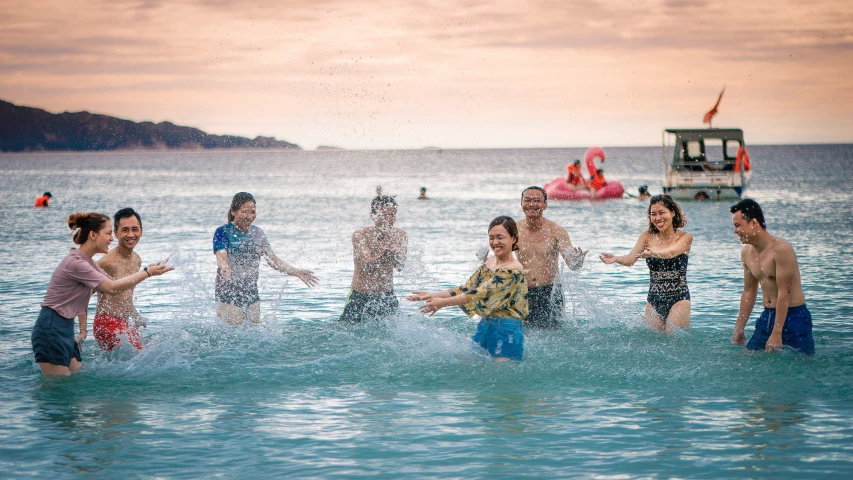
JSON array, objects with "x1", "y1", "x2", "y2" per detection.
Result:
[
  {"x1": 340, "y1": 195, "x2": 408, "y2": 323},
  {"x1": 32, "y1": 212, "x2": 172, "y2": 375},
  {"x1": 409, "y1": 216, "x2": 529, "y2": 361},
  {"x1": 418, "y1": 187, "x2": 429, "y2": 200},
  {"x1": 93, "y1": 208, "x2": 149, "y2": 352},
  {"x1": 638, "y1": 185, "x2": 650, "y2": 200},
  {"x1": 214, "y1": 192, "x2": 318, "y2": 325},
  {"x1": 730, "y1": 199, "x2": 814, "y2": 354},
  {"x1": 516, "y1": 186, "x2": 588, "y2": 329},
  {"x1": 600, "y1": 195, "x2": 693, "y2": 333},
  {"x1": 34, "y1": 192, "x2": 52, "y2": 207}
]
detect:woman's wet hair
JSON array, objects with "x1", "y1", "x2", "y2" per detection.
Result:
[
  {"x1": 228, "y1": 192, "x2": 256, "y2": 222},
  {"x1": 371, "y1": 195, "x2": 398, "y2": 214},
  {"x1": 488, "y1": 215, "x2": 520, "y2": 251},
  {"x1": 647, "y1": 195, "x2": 687, "y2": 233},
  {"x1": 730, "y1": 198, "x2": 766, "y2": 229},
  {"x1": 114, "y1": 207, "x2": 142, "y2": 229},
  {"x1": 67, "y1": 212, "x2": 110, "y2": 245}
]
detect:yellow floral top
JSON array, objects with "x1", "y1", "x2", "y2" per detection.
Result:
[{"x1": 449, "y1": 263, "x2": 528, "y2": 320}]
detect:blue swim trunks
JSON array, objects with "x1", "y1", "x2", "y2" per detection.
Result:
[
  {"x1": 747, "y1": 304, "x2": 815, "y2": 355},
  {"x1": 471, "y1": 317, "x2": 524, "y2": 360}
]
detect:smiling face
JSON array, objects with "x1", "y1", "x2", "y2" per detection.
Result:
[
  {"x1": 648, "y1": 202, "x2": 674, "y2": 234},
  {"x1": 116, "y1": 215, "x2": 143, "y2": 250},
  {"x1": 732, "y1": 211, "x2": 761, "y2": 244},
  {"x1": 488, "y1": 224, "x2": 516, "y2": 258},
  {"x1": 231, "y1": 201, "x2": 257, "y2": 231},
  {"x1": 89, "y1": 223, "x2": 114, "y2": 254},
  {"x1": 521, "y1": 188, "x2": 547, "y2": 220}
]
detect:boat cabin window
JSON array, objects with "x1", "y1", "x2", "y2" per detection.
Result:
[
  {"x1": 686, "y1": 140, "x2": 702, "y2": 160},
  {"x1": 726, "y1": 139, "x2": 741, "y2": 159},
  {"x1": 705, "y1": 138, "x2": 725, "y2": 163}
]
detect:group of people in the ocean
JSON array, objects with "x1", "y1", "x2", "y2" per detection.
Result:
[{"x1": 31, "y1": 185, "x2": 815, "y2": 374}]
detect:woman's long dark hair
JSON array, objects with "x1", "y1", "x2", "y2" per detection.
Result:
[
  {"x1": 647, "y1": 195, "x2": 687, "y2": 234},
  {"x1": 228, "y1": 192, "x2": 256, "y2": 223},
  {"x1": 488, "y1": 215, "x2": 519, "y2": 251}
]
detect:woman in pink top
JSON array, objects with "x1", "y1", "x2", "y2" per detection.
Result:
[{"x1": 32, "y1": 212, "x2": 173, "y2": 375}]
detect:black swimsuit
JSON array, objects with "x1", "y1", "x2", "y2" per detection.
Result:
[{"x1": 646, "y1": 253, "x2": 690, "y2": 320}]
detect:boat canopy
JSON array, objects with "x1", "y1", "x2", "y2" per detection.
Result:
[
  {"x1": 664, "y1": 128, "x2": 745, "y2": 169},
  {"x1": 664, "y1": 128, "x2": 744, "y2": 142}
]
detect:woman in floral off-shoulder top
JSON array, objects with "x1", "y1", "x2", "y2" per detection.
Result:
[{"x1": 409, "y1": 216, "x2": 528, "y2": 361}]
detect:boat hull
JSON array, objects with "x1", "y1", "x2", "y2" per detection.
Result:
[{"x1": 662, "y1": 186, "x2": 743, "y2": 201}]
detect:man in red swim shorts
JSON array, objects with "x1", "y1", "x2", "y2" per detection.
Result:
[{"x1": 94, "y1": 208, "x2": 149, "y2": 351}]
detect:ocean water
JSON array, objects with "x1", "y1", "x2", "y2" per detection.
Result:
[{"x1": 1, "y1": 145, "x2": 852, "y2": 478}]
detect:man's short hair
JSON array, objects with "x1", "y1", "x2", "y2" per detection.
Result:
[
  {"x1": 730, "y1": 198, "x2": 766, "y2": 229},
  {"x1": 114, "y1": 207, "x2": 142, "y2": 229},
  {"x1": 371, "y1": 195, "x2": 398, "y2": 214},
  {"x1": 521, "y1": 186, "x2": 547, "y2": 202}
]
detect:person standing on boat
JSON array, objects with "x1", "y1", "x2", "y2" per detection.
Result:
[
  {"x1": 600, "y1": 195, "x2": 693, "y2": 333},
  {"x1": 214, "y1": 192, "x2": 318, "y2": 325},
  {"x1": 516, "y1": 186, "x2": 587, "y2": 329},
  {"x1": 408, "y1": 216, "x2": 528, "y2": 361},
  {"x1": 730, "y1": 199, "x2": 814, "y2": 354},
  {"x1": 340, "y1": 195, "x2": 408, "y2": 323},
  {"x1": 32, "y1": 212, "x2": 173, "y2": 375}
]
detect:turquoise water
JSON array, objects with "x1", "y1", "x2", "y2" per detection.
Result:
[{"x1": 1, "y1": 146, "x2": 852, "y2": 477}]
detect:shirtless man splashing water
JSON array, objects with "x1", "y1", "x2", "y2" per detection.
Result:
[
  {"x1": 94, "y1": 208, "x2": 150, "y2": 351},
  {"x1": 516, "y1": 187, "x2": 588, "y2": 329},
  {"x1": 340, "y1": 195, "x2": 408, "y2": 323}
]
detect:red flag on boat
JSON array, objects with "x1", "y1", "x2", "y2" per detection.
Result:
[{"x1": 703, "y1": 86, "x2": 726, "y2": 127}]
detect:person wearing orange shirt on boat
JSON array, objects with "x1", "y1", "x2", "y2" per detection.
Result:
[
  {"x1": 34, "y1": 192, "x2": 52, "y2": 207},
  {"x1": 589, "y1": 169, "x2": 607, "y2": 191},
  {"x1": 566, "y1": 160, "x2": 583, "y2": 187}
]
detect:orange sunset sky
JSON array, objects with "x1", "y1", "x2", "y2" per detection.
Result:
[{"x1": 2, "y1": 0, "x2": 852, "y2": 149}]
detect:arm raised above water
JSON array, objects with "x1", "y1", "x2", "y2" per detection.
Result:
[{"x1": 600, "y1": 232, "x2": 647, "y2": 267}]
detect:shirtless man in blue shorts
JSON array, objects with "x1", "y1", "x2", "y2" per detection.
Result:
[{"x1": 730, "y1": 199, "x2": 815, "y2": 354}]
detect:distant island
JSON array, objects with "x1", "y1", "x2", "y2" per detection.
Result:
[{"x1": 0, "y1": 99, "x2": 300, "y2": 152}]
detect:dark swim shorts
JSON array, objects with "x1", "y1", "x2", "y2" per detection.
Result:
[
  {"x1": 339, "y1": 290, "x2": 400, "y2": 323},
  {"x1": 747, "y1": 304, "x2": 815, "y2": 355},
  {"x1": 32, "y1": 306, "x2": 82, "y2": 367},
  {"x1": 525, "y1": 283, "x2": 565, "y2": 329},
  {"x1": 215, "y1": 274, "x2": 261, "y2": 308},
  {"x1": 472, "y1": 317, "x2": 524, "y2": 360}
]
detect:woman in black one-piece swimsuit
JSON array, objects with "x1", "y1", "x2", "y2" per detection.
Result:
[{"x1": 600, "y1": 195, "x2": 693, "y2": 333}]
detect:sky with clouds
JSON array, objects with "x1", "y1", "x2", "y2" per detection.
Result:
[{"x1": 1, "y1": 0, "x2": 851, "y2": 149}]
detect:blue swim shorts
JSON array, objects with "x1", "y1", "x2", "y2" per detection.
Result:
[
  {"x1": 32, "y1": 306, "x2": 82, "y2": 367},
  {"x1": 471, "y1": 317, "x2": 524, "y2": 360},
  {"x1": 747, "y1": 304, "x2": 815, "y2": 355}
]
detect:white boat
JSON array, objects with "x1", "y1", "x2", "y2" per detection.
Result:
[{"x1": 661, "y1": 128, "x2": 752, "y2": 200}]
